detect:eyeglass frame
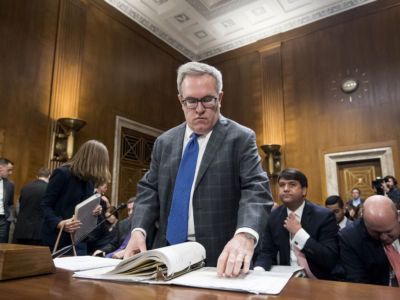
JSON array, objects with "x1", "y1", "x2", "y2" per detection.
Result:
[{"x1": 180, "y1": 94, "x2": 220, "y2": 109}]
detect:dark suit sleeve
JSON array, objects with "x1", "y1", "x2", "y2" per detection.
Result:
[
  {"x1": 302, "y1": 212, "x2": 338, "y2": 271},
  {"x1": 41, "y1": 168, "x2": 68, "y2": 230},
  {"x1": 131, "y1": 138, "x2": 161, "y2": 233},
  {"x1": 7, "y1": 182, "x2": 14, "y2": 222},
  {"x1": 338, "y1": 229, "x2": 370, "y2": 283},
  {"x1": 236, "y1": 130, "x2": 273, "y2": 235},
  {"x1": 101, "y1": 224, "x2": 121, "y2": 254},
  {"x1": 253, "y1": 219, "x2": 277, "y2": 270}
]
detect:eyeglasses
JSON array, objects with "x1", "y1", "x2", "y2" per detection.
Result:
[{"x1": 181, "y1": 95, "x2": 218, "y2": 109}]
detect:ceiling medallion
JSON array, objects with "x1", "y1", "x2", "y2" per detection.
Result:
[{"x1": 330, "y1": 68, "x2": 369, "y2": 103}]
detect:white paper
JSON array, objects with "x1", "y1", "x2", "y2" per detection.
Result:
[
  {"x1": 73, "y1": 266, "x2": 294, "y2": 294},
  {"x1": 54, "y1": 256, "x2": 120, "y2": 271},
  {"x1": 169, "y1": 267, "x2": 292, "y2": 295}
]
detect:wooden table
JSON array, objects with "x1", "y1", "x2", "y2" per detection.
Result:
[{"x1": 0, "y1": 268, "x2": 398, "y2": 300}]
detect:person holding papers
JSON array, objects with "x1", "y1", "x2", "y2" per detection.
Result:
[
  {"x1": 123, "y1": 61, "x2": 273, "y2": 277},
  {"x1": 41, "y1": 140, "x2": 111, "y2": 255},
  {"x1": 254, "y1": 168, "x2": 339, "y2": 280}
]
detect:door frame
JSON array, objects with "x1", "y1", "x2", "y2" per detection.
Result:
[
  {"x1": 111, "y1": 116, "x2": 163, "y2": 206},
  {"x1": 324, "y1": 147, "x2": 394, "y2": 197}
]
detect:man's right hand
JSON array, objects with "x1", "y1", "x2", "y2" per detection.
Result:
[{"x1": 123, "y1": 230, "x2": 147, "y2": 259}]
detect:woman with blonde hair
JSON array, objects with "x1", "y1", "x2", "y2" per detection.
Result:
[{"x1": 41, "y1": 140, "x2": 111, "y2": 255}]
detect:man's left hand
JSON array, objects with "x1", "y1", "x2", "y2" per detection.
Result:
[{"x1": 216, "y1": 233, "x2": 254, "y2": 278}]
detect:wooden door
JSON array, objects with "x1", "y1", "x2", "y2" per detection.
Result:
[
  {"x1": 117, "y1": 127, "x2": 155, "y2": 219},
  {"x1": 337, "y1": 159, "x2": 382, "y2": 203}
]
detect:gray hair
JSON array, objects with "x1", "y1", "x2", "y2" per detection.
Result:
[{"x1": 177, "y1": 62, "x2": 223, "y2": 96}]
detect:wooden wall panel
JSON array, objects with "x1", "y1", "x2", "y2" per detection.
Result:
[
  {"x1": 282, "y1": 4, "x2": 400, "y2": 205},
  {"x1": 0, "y1": 0, "x2": 59, "y2": 197},
  {"x1": 207, "y1": 1, "x2": 400, "y2": 206},
  {"x1": 75, "y1": 0, "x2": 187, "y2": 166},
  {"x1": 0, "y1": 0, "x2": 187, "y2": 200},
  {"x1": 213, "y1": 52, "x2": 264, "y2": 147}
]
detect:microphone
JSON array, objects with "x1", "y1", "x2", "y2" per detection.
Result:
[{"x1": 52, "y1": 202, "x2": 127, "y2": 259}]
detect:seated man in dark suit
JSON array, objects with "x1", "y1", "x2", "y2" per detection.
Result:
[
  {"x1": 338, "y1": 195, "x2": 400, "y2": 286},
  {"x1": 325, "y1": 195, "x2": 352, "y2": 230},
  {"x1": 254, "y1": 168, "x2": 339, "y2": 280},
  {"x1": 93, "y1": 197, "x2": 135, "y2": 258}
]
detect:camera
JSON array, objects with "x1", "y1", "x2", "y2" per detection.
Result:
[{"x1": 371, "y1": 177, "x2": 385, "y2": 195}]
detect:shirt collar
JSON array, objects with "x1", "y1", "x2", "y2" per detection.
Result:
[
  {"x1": 185, "y1": 125, "x2": 212, "y2": 140},
  {"x1": 338, "y1": 216, "x2": 347, "y2": 229},
  {"x1": 287, "y1": 200, "x2": 305, "y2": 221}
]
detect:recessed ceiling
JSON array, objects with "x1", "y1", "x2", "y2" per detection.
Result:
[{"x1": 105, "y1": 0, "x2": 375, "y2": 61}]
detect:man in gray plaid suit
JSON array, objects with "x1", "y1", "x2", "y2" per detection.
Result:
[{"x1": 124, "y1": 61, "x2": 273, "y2": 277}]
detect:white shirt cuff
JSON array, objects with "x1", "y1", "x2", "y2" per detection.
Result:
[
  {"x1": 292, "y1": 228, "x2": 310, "y2": 250},
  {"x1": 235, "y1": 227, "x2": 259, "y2": 247},
  {"x1": 253, "y1": 266, "x2": 265, "y2": 272},
  {"x1": 132, "y1": 227, "x2": 147, "y2": 238}
]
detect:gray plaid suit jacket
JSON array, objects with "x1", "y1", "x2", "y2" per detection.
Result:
[{"x1": 132, "y1": 115, "x2": 273, "y2": 266}]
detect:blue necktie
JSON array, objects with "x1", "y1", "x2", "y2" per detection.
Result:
[{"x1": 166, "y1": 133, "x2": 200, "y2": 244}]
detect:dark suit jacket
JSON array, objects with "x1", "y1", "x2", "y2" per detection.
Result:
[
  {"x1": 14, "y1": 179, "x2": 48, "y2": 241},
  {"x1": 254, "y1": 200, "x2": 339, "y2": 280},
  {"x1": 387, "y1": 187, "x2": 400, "y2": 209},
  {"x1": 1, "y1": 178, "x2": 14, "y2": 222},
  {"x1": 102, "y1": 217, "x2": 131, "y2": 254},
  {"x1": 338, "y1": 218, "x2": 391, "y2": 285},
  {"x1": 41, "y1": 166, "x2": 94, "y2": 250},
  {"x1": 132, "y1": 115, "x2": 273, "y2": 266},
  {"x1": 346, "y1": 198, "x2": 364, "y2": 209}
]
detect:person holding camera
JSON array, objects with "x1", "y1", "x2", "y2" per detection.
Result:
[{"x1": 383, "y1": 176, "x2": 400, "y2": 209}]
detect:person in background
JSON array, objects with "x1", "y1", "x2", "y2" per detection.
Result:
[
  {"x1": 41, "y1": 140, "x2": 111, "y2": 255},
  {"x1": 93, "y1": 197, "x2": 135, "y2": 259},
  {"x1": 14, "y1": 167, "x2": 51, "y2": 245},
  {"x1": 383, "y1": 175, "x2": 400, "y2": 209},
  {"x1": 338, "y1": 195, "x2": 400, "y2": 286},
  {"x1": 0, "y1": 158, "x2": 14, "y2": 243},
  {"x1": 254, "y1": 168, "x2": 339, "y2": 280},
  {"x1": 346, "y1": 188, "x2": 364, "y2": 221},
  {"x1": 325, "y1": 195, "x2": 352, "y2": 230},
  {"x1": 105, "y1": 206, "x2": 119, "y2": 233},
  {"x1": 124, "y1": 61, "x2": 273, "y2": 278}
]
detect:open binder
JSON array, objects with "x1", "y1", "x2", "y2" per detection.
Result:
[{"x1": 106, "y1": 242, "x2": 206, "y2": 281}]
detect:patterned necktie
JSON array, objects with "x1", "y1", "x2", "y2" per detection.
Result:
[
  {"x1": 294, "y1": 246, "x2": 317, "y2": 279},
  {"x1": 384, "y1": 243, "x2": 400, "y2": 287},
  {"x1": 166, "y1": 133, "x2": 200, "y2": 245}
]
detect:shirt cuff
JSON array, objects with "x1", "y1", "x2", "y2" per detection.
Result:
[
  {"x1": 292, "y1": 228, "x2": 310, "y2": 250},
  {"x1": 132, "y1": 227, "x2": 147, "y2": 238},
  {"x1": 235, "y1": 227, "x2": 259, "y2": 247},
  {"x1": 253, "y1": 266, "x2": 265, "y2": 272}
]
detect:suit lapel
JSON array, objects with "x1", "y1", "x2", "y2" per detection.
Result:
[
  {"x1": 301, "y1": 200, "x2": 312, "y2": 231},
  {"x1": 169, "y1": 123, "x2": 186, "y2": 191},
  {"x1": 2, "y1": 180, "x2": 7, "y2": 204},
  {"x1": 194, "y1": 116, "x2": 228, "y2": 190},
  {"x1": 278, "y1": 208, "x2": 290, "y2": 264}
]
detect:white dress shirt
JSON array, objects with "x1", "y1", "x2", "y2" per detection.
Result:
[
  {"x1": 287, "y1": 201, "x2": 310, "y2": 266},
  {"x1": 338, "y1": 216, "x2": 348, "y2": 230},
  {"x1": 0, "y1": 179, "x2": 4, "y2": 215}
]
